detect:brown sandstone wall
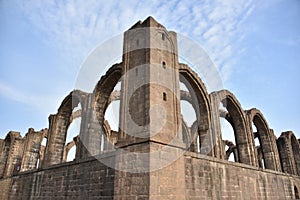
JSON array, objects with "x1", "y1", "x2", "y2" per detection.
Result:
[
  {"x1": 185, "y1": 152, "x2": 300, "y2": 199},
  {"x1": 2, "y1": 152, "x2": 300, "y2": 199},
  {"x1": 8, "y1": 155, "x2": 115, "y2": 200}
]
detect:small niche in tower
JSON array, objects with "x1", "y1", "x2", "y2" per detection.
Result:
[
  {"x1": 162, "y1": 61, "x2": 166, "y2": 69},
  {"x1": 136, "y1": 39, "x2": 139, "y2": 46},
  {"x1": 162, "y1": 33, "x2": 165, "y2": 40},
  {"x1": 135, "y1": 68, "x2": 138, "y2": 76},
  {"x1": 163, "y1": 92, "x2": 167, "y2": 101}
]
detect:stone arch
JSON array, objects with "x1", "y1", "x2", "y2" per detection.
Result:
[
  {"x1": 0, "y1": 132, "x2": 22, "y2": 177},
  {"x1": 179, "y1": 64, "x2": 211, "y2": 155},
  {"x1": 246, "y1": 108, "x2": 280, "y2": 170},
  {"x1": 179, "y1": 91, "x2": 198, "y2": 151},
  {"x1": 63, "y1": 140, "x2": 76, "y2": 162},
  {"x1": 20, "y1": 128, "x2": 47, "y2": 171},
  {"x1": 37, "y1": 133, "x2": 48, "y2": 169},
  {"x1": 0, "y1": 134, "x2": 12, "y2": 178},
  {"x1": 81, "y1": 63, "x2": 123, "y2": 156},
  {"x1": 277, "y1": 131, "x2": 300, "y2": 176},
  {"x1": 211, "y1": 90, "x2": 255, "y2": 165},
  {"x1": 43, "y1": 90, "x2": 87, "y2": 167},
  {"x1": 223, "y1": 140, "x2": 237, "y2": 161}
]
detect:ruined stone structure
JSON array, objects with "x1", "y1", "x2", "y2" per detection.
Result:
[{"x1": 0, "y1": 17, "x2": 299, "y2": 199}]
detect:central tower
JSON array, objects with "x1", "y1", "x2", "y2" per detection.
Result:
[
  {"x1": 118, "y1": 16, "x2": 182, "y2": 147},
  {"x1": 114, "y1": 17, "x2": 186, "y2": 199}
]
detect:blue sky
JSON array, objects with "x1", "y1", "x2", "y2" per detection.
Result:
[{"x1": 0, "y1": 0, "x2": 299, "y2": 140}]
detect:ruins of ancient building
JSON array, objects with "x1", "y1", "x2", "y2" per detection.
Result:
[{"x1": 0, "y1": 17, "x2": 299, "y2": 199}]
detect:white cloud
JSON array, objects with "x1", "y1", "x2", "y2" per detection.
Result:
[
  {"x1": 0, "y1": 81, "x2": 62, "y2": 114},
  {"x1": 18, "y1": 0, "x2": 257, "y2": 86}
]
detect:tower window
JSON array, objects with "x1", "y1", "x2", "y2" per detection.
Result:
[
  {"x1": 135, "y1": 68, "x2": 138, "y2": 76},
  {"x1": 295, "y1": 186, "x2": 299, "y2": 199},
  {"x1": 163, "y1": 92, "x2": 167, "y2": 101},
  {"x1": 162, "y1": 33, "x2": 165, "y2": 40},
  {"x1": 162, "y1": 61, "x2": 166, "y2": 69},
  {"x1": 136, "y1": 39, "x2": 139, "y2": 46}
]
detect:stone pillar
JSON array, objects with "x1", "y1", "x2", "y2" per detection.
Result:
[
  {"x1": 42, "y1": 114, "x2": 67, "y2": 167},
  {"x1": 269, "y1": 129, "x2": 282, "y2": 171},
  {"x1": 209, "y1": 93, "x2": 225, "y2": 160}
]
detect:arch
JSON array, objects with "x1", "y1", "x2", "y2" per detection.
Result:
[
  {"x1": 37, "y1": 136, "x2": 48, "y2": 169},
  {"x1": 219, "y1": 107, "x2": 236, "y2": 162},
  {"x1": 63, "y1": 140, "x2": 76, "y2": 162},
  {"x1": 211, "y1": 89, "x2": 255, "y2": 165},
  {"x1": 223, "y1": 140, "x2": 237, "y2": 161},
  {"x1": 0, "y1": 132, "x2": 22, "y2": 177},
  {"x1": 0, "y1": 134, "x2": 12, "y2": 178},
  {"x1": 43, "y1": 90, "x2": 87, "y2": 167},
  {"x1": 81, "y1": 63, "x2": 123, "y2": 156},
  {"x1": 179, "y1": 64, "x2": 211, "y2": 155},
  {"x1": 277, "y1": 131, "x2": 300, "y2": 176},
  {"x1": 246, "y1": 108, "x2": 280, "y2": 170},
  {"x1": 20, "y1": 128, "x2": 47, "y2": 171}
]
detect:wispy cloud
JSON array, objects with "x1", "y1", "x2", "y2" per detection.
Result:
[
  {"x1": 18, "y1": 0, "x2": 257, "y2": 85},
  {"x1": 0, "y1": 81, "x2": 62, "y2": 114}
]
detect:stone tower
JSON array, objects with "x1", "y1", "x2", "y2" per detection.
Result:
[
  {"x1": 114, "y1": 17, "x2": 186, "y2": 199},
  {"x1": 118, "y1": 16, "x2": 181, "y2": 146}
]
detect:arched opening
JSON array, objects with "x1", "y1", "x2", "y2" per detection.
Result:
[
  {"x1": 179, "y1": 81, "x2": 197, "y2": 151},
  {"x1": 162, "y1": 61, "x2": 166, "y2": 69},
  {"x1": 252, "y1": 121, "x2": 266, "y2": 169},
  {"x1": 0, "y1": 135, "x2": 11, "y2": 178},
  {"x1": 179, "y1": 66, "x2": 210, "y2": 155},
  {"x1": 248, "y1": 109, "x2": 278, "y2": 170},
  {"x1": 36, "y1": 137, "x2": 47, "y2": 169},
  {"x1": 214, "y1": 90, "x2": 253, "y2": 165},
  {"x1": 295, "y1": 185, "x2": 300, "y2": 199},
  {"x1": 277, "y1": 131, "x2": 300, "y2": 175},
  {"x1": 66, "y1": 143, "x2": 76, "y2": 162},
  {"x1": 43, "y1": 90, "x2": 86, "y2": 166},
  {"x1": 103, "y1": 81, "x2": 121, "y2": 152},
  {"x1": 220, "y1": 103, "x2": 236, "y2": 162},
  {"x1": 163, "y1": 92, "x2": 167, "y2": 101},
  {"x1": 63, "y1": 103, "x2": 81, "y2": 162},
  {"x1": 92, "y1": 64, "x2": 122, "y2": 154}
]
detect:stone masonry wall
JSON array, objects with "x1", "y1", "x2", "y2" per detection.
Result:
[
  {"x1": 2, "y1": 150, "x2": 300, "y2": 199},
  {"x1": 7, "y1": 154, "x2": 115, "y2": 200},
  {"x1": 185, "y1": 152, "x2": 300, "y2": 199}
]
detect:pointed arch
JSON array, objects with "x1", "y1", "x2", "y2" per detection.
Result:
[
  {"x1": 0, "y1": 132, "x2": 22, "y2": 177},
  {"x1": 211, "y1": 90, "x2": 255, "y2": 165},
  {"x1": 277, "y1": 131, "x2": 300, "y2": 176},
  {"x1": 43, "y1": 90, "x2": 87, "y2": 167},
  {"x1": 179, "y1": 64, "x2": 211, "y2": 155},
  {"x1": 80, "y1": 63, "x2": 123, "y2": 156},
  {"x1": 246, "y1": 108, "x2": 281, "y2": 170}
]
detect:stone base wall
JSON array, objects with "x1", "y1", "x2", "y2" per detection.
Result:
[
  {"x1": 1, "y1": 151, "x2": 299, "y2": 199},
  {"x1": 184, "y1": 152, "x2": 300, "y2": 199},
  {"x1": 8, "y1": 154, "x2": 115, "y2": 200}
]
